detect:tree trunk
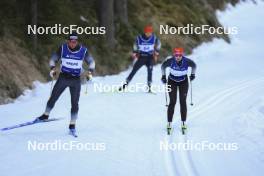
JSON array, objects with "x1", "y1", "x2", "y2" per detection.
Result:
[
  {"x1": 31, "y1": 0, "x2": 37, "y2": 50},
  {"x1": 114, "y1": 0, "x2": 128, "y2": 25},
  {"x1": 98, "y1": 0, "x2": 116, "y2": 48}
]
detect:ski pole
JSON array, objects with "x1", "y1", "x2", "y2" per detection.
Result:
[
  {"x1": 165, "y1": 83, "x2": 168, "y2": 107},
  {"x1": 190, "y1": 80, "x2": 194, "y2": 106},
  {"x1": 85, "y1": 80, "x2": 88, "y2": 95}
]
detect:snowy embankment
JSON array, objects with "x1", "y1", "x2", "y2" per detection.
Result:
[{"x1": 1, "y1": 1, "x2": 264, "y2": 176}]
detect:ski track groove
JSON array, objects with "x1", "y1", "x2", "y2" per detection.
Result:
[
  {"x1": 165, "y1": 77, "x2": 264, "y2": 176},
  {"x1": 164, "y1": 135, "x2": 181, "y2": 176},
  {"x1": 189, "y1": 77, "x2": 264, "y2": 119}
]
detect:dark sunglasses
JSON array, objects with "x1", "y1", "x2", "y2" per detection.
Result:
[{"x1": 174, "y1": 54, "x2": 182, "y2": 58}]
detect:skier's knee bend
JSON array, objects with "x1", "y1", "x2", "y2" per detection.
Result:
[
  {"x1": 169, "y1": 98, "x2": 176, "y2": 106},
  {"x1": 180, "y1": 99, "x2": 186, "y2": 106},
  {"x1": 180, "y1": 96, "x2": 187, "y2": 110},
  {"x1": 169, "y1": 96, "x2": 177, "y2": 106}
]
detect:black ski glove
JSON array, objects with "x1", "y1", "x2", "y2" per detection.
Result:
[
  {"x1": 161, "y1": 75, "x2": 167, "y2": 84},
  {"x1": 190, "y1": 74, "x2": 195, "y2": 81}
]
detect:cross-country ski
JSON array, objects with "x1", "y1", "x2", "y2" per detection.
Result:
[
  {"x1": 1, "y1": 118, "x2": 61, "y2": 131},
  {"x1": 1, "y1": 1, "x2": 264, "y2": 176}
]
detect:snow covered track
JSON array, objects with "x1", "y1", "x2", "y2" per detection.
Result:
[
  {"x1": 164, "y1": 134, "x2": 200, "y2": 176},
  {"x1": 163, "y1": 135, "x2": 181, "y2": 176},
  {"x1": 190, "y1": 77, "x2": 264, "y2": 120},
  {"x1": 164, "y1": 77, "x2": 264, "y2": 176},
  {"x1": 1, "y1": 1, "x2": 264, "y2": 176}
]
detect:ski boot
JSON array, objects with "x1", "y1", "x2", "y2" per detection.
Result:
[
  {"x1": 167, "y1": 122, "x2": 172, "y2": 135},
  {"x1": 69, "y1": 124, "x2": 78, "y2": 137},
  {"x1": 147, "y1": 84, "x2": 156, "y2": 94},
  {"x1": 181, "y1": 121, "x2": 187, "y2": 135},
  {"x1": 118, "y1": 81, "x2": 128, "y2": 91},
  {"x1": 147, "y1": 83, "x2": 152, "y2": 93},
  {"x1": 34, "y1": 114, "x2": 49, "y2": 123}
]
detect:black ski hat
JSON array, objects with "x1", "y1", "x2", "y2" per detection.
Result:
[{"x1": 69, "y1": 32, "x2": 78, "y2": 40}]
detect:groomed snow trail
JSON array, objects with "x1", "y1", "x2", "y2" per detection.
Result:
[{"x1": 1, "y1": 1, "x2": 264, "y2": 176}]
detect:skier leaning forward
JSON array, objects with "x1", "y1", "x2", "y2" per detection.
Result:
[
  {"x1": 161, "y1": 48, "x2": 196, "y2": 134},
  {"x1": 119, "y1": 25, "x2": 161, "y2": 92},
  {"x1": 35, "y1": 32, "x2": 95, "y2": 136}
]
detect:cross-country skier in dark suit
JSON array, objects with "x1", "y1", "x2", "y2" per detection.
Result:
[
  {"x1": 119, "y1": 25, "x2": 161, "y2": 92},
  {"x1": 161, "y1": 48, "x2": 196, "y2": 134},
  {"x1": 35, "y1": 32, "x2": 95, "y2": 136}
]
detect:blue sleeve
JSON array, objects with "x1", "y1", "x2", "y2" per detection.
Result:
[
  {"x1": 185, "y1": 58, "x2": 197, "y2": 74},
  {"x1": 155, "y1": 36, "x2": 161, "y2": 53},
  {"x1": 133, "y1": 36, "x2": 139, "y2": 53},
  {"x1": 161, "y1": 57, "x2": 173, "y2": 76},
  {"x1": 49, "y1": 45, "x2": 62, "y2": 69},
  {"x1": 84, "y1": 49, "x2": 95, "y2": 72}
]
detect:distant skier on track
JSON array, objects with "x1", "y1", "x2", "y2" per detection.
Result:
[
  {"x1": 35, "y1": 32, "x2": 95, "y2": 137},
  {"x1": 119, "y1": 25, "x2": 161, "y2": 92},
  {"x1": 161, "y1": 48, "x2": 196, "y2": 135}
]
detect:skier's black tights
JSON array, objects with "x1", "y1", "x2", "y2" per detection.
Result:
[
  {"x1": 46, "y1": 73, "x2": 81, "y2": 120},
  {"x1": 167, "y1": 77, "x2": 189, "y2": 122},
  {"x1": 126, "y1": 55, "x2": 154, "y2": 85}
]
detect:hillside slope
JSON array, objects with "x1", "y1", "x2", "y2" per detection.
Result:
[{"x1": 0, "y1": 0, "x2": 240, "y2": 103}]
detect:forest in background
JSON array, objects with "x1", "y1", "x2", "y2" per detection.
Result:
[{"x1": 0, "y1": 0, "x2": 241, "y2": 103}]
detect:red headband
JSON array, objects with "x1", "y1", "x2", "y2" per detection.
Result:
[
  {"x1": 173, "y1": 47, "x2": 184, "y2": 55},
  {"x1": 144, "y1": 25, "x2": 153, "y2": 33}
]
